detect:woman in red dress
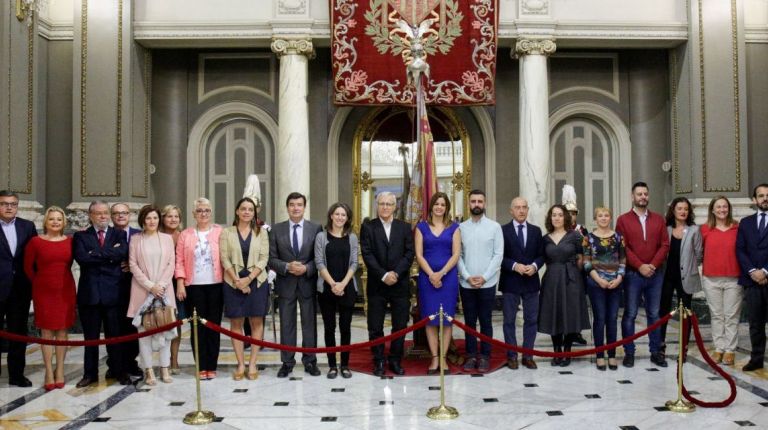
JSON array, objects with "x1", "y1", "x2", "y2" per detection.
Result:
[{"x1": 23, "y1": 206, "x2": 76, "y2": 391}]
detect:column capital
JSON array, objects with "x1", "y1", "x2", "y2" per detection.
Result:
[
  {"x1": 513, "y1": 38, "x2": 557, "y2": 58},
  {"x1": 270, "y1": 37, "x2": 315, "y2": 59}
]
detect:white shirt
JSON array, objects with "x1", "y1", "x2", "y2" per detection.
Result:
[
  {"x1": 379, "y1": 217, "x2": 393, "y2": 241},
  {"x1": 0, "y1": 218, "x2": 17, "y2": 256},
  {"x1": 289, "y1": 219, "x2": 305, "y2": 249},
  {"x1": 634, "y1": 208, "x2": 648, "y2": 240},
  {"x1": 192, "y1": 229, "x2": 215, "y2": 285}
]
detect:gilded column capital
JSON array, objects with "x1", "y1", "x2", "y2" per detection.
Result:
[
  {"x1": 514, "y1": 38, "x2": 557, "y2": 58},
  {"x1": 270, "y1": 37, "x2": 315, "y2": 59}
]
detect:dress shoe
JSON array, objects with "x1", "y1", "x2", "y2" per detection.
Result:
[
  {"x1": 373, "y1": 361, "x2": 385, "y2": 377},
  {"x1": 477, "y1": 357, "x2": 491, "y2": 373},
  {"x1": 608, "y1": 358, "x2": 618, "y2": 371},
  {"x1": 463, "y1": 357, "x2": 477, "y2": 372},
  {"x1": 622, "y1": 354, "x2": 634, "y2": 368},
  {"x1": 743, "y1": 361, "x2": 764, "y2": 372},
  {"x1": 650, "y1": 352, "x2": 668, "y2": 368},
  {"x1": 711, "y1": 351, "x2": 723, "y2": 364},
  {"x1": 574, "y1": 333, "x2": 588, "y2": 345},
  {"x1": 559, "y1": 357, "x2": 571, "y2": 367},
  {"x1": 104, "y1": 370, "x2": 116, "y2": 379},
  {"x1": 207, "y1": 371, "x2": 217, "y2": 379},
  {"x1": 327, "y1": 367, "x2": 338, "y2": 379},
  {"x1": 595, "y1": 358, "x2": 607, "y2": 371},
  {"x1": 722, "y1": 352, "x2": 736, "y2": 366},
  {"x1": 388, "y1": 361, "x2": 405, "y2": 376},
  {"x1": 55, "y1": 381, "x2": 65, "y2": 389},
  {"x1": 521, "y1": 357, "x2": 537, "y2": 369},
  {"x1": 340, "y1": 367, "x2": 352, "y2": 379},
  {"x1": 277, "y1": 364, "x2": 293, "y2": 378},
  {"x1": 76, "y1": 376, "x2": 97, "y2": 388},
  {"x1": 507, "y1": 357, "x2": 519, "y2": 370},
  {"x1": 44, "y1": 383, "x2": 57, "y2": 391},
  {"x1": 118, "y1": 374, "x2": 133, "y2": 385},
  {"x1": 9, "y1": 376, "x2": 32, "y2": 387},
  {"x1": 304, "y1": 363, "x2": 321, "y2": 376},
  {"x1": 128, "y1": 366, "x2": 144, "y2": 378},
  {"x1": 550, "y1": 357, "x2": 563, "y2": 366}
]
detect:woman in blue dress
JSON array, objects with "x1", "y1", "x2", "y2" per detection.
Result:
[{"x1": 415, "y1": 192, "x2": 461, "y2": 374}]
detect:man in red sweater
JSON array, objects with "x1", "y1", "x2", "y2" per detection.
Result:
[{"x1": 615, "y1": 182, "x2": 670, "y2": 368}]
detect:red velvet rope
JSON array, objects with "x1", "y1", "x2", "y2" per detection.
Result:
[
  {"x1": 680, "y1": 313, "x2": 737, "y2": 408},
  {"x1": 203, "y1": 317, "x2": 431, "y2": 354},
  {"x1": 0, "y1": 320, "x2": 183, "y2": 346},
  {"x1": 451, "y1": 312, "x2": 674, "y2": 358}
]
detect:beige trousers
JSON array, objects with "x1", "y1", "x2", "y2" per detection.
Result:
[{"x1": 702, "y1": 276, "x2": 743, "y2": 353}]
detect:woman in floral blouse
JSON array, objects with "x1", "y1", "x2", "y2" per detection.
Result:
[{"x1": 583, "y1": 206, "x2": 626, "y2": 371}]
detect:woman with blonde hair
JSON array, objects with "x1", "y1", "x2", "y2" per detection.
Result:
[
  {"x1": 127, "y1": 205, "x2": 177, "y2": 385},
  {"x1": 219, "y1": 197, "x2": 269, "y2": 380},
  {"x1": 160, "y1": 205, "x2": 184, "y2": 374},
  {"x1": 23, "y1": 206, "x2": 76, "y2": 390},
  {"x1": 175, "y1": 197, "x2": 224, "y2": 379},
  {"x1": 700, "y1": 196, "x2": 741, "y2": 365}
]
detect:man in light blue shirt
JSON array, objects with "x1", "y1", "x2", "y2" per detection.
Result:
[{"x1": 458, "y1": 189, "x2": 503, "y2": 372}]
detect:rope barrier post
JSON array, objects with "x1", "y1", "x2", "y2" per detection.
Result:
[
  {"x1": 665, "y1": 303, "x2": 695, "y2": 413},
  {"x1": 427, "y1": 305, "x2": 459, "y2": 420},
  {"x1": 184, "y1": 309, "x2": 216, "y2": 425}
]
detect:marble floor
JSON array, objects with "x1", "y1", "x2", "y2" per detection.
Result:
[{"x1": 1, "y1": 310, "x2": 767, "y2": 430}]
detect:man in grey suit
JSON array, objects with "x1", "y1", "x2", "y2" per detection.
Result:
[{"x1": 269, "y1": 192, "x2": 323, "y2": 377}]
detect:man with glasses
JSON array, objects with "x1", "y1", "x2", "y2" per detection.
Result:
[
  {"x1": 73, "y1": 201, "x2": 130, "y2": 387},
  {"x1": 111, "y1": 203, "x2": 143, "y2": 381},
  {"x1": 0, "y1": 190, "x2": 37, "y2": 386},
  {"x1": 360, "y1": 192, "x2": 415, "y2": 376}
]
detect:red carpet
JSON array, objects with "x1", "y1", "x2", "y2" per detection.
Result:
[{"x1": 345, "y1": 340, "x2": 508, "y2": 377}]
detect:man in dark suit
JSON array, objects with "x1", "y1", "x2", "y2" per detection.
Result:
[
  {"x1": 360, "y1": 191, "x2": 415, "y2": 376},
  {"x1": 499, "y1": 197, "x2": 544, "y2": 370},
  {"x1": 73, "y1": 200, "x2": 130, "y2": 387},
  {"x1": 110, "y1": 203, "x2": 142, "y2": 379},
  {"x1": 268, "y1": 192, "x2": 322, "y2": 378},
  {"x1": 737, "y1": 183, "x2": 768, "y2": 371},
  {"x1": 0, "y1": 190, "x2": 37, "y2": 387}
]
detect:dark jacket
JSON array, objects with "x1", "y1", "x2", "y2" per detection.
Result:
[
  {"x1": 73, "y1": 226, "x2": 129, "y2": 306},
  {"x1": 499, "y1": 221, "x2": 545, "y2": 294},
  {"x1": 360, "y1": 218, "x2": 415, "y2": 297},
  {"x1": 736, "y1": 212, "x2": 768, "y2": 287},
  {"x1": 0, "y1": 217, "x2": 37, "y2": 302}
]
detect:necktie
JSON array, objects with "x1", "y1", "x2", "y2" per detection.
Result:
[
  {"x1": 98, "y1": 230, "x2": 105, "y2": 247},
  {"x1": 292, "y1": 224, "x2": 300, "y2": 255},
  {"x1": 517, "y1": 224, "x2": 525, "y2": 249},
  {"x1": 760, "y1": 213, "x2": 767, "y2": 236}
]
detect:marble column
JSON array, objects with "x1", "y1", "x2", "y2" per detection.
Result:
[
  {"x1": 515, "y1": 39, "x2": 556, "y2": 227},
  {"x1": 271, "y1": 37, "x2": 314, "y2": 222}
]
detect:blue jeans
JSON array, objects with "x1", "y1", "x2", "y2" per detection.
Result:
[
  {"x1": 459, "y1": 286, "x2": 496, "y2": 358},
  {"x1": 586, "y1": 277, "x2": 623, "y2": 358},
  {"x1": 502, "y1": 291, "x2": 539, "y2": 359},
  {"x1": 621, "y1": 270, "x2": 663, "y2": 355}
]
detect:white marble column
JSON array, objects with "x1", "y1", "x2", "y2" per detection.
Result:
[
  {"x1": 515, "y1": 39, "x2": 556, "y2": 227},
  {"x1": 271, "y1": 37, "x2": 314, "y2": 221}
]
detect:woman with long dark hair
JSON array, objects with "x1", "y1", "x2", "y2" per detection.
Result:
[{"x1": 314, "y1": 202, "x2": 358, "y2": 379}]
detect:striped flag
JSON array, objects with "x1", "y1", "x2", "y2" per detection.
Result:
[{"x1": 404, "y1": 75, "x2": 438, "y2": 227}]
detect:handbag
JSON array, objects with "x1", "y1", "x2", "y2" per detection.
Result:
[{"x1": 141, "y1": 298, "x2": 176, "y2": 331}]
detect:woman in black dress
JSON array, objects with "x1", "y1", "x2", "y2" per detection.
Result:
[
  {"x1": 314, "y1": 203, "x2": 358, "y2": 379},
  {"x1": 538, "y1": 204, "x2": 590, "y2": 367},
  {"x1": 219, "y1": 197, "x2": 269, "y2": 380}
]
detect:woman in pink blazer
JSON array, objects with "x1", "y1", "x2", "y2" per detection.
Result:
[
  {"x1": 128, "y1": 205, "x2": 177, "y2": 385},
  {"x1": 174, "y1": 197, "x2": 224, "y2": 379}
]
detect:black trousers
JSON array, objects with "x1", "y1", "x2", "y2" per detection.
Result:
[
  {"x1": 318, "y1": 292, "x2": 354, "y2": 367},
  {"x1": 79, "y1": 303, "x2": 123, "y2": 379},
  {"x1": 659, "y1": 279, "x2": 693, "y2": 349},
  {"x1": 185, "y1": 283, "x2": 223, "y2": 371},
  {"x1": 367, "y1": 293, "x2": 410, "y2": 363},
  {"x1": 746, "y1": 285, "x2": 768, "y2": 363},
  {"x1": 0, "y1": 292, "x2": 31, "y2": 379}
]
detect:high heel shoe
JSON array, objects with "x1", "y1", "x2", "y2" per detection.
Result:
[
  {"x1": 144, "y1": 368, "x2": 157, "y2": 386},
  {"x1": 233, "y1": 366, "x2": 245, "y2": 381},
  {"x1": 608, "y1": 358, "x2": 618, "y2": 371},
  {"x1": 596, "y1": 358, "x2": 606, "y2": 371},
  {"x1": 160, "y1": 367, "x2": 173, "y2": 383},
  {"x1": 427, "y1": 355, "x2": 439, "y2": 375},
  {"x1": 246, "y1": 369, "x2": 259, "y2": 380},
  {"x1": 55, "y1": 381, "x2": 65, "y2": 389},
  {"x1": 44, "y1": 383, "x2": 57, "y2": 391}
]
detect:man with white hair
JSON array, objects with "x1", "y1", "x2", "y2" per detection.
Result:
[{"x1": 360, "y1": 192, "x2": 415, "y2": 376}]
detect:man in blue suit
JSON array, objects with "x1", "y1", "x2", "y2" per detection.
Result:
[
  {"x1": 0, "y1": 190, "x2": 37, "y2": 387},
  {"x1": 111, "y1": 203, "x2": 143, "y2": 379},
  {"x1": 73, "y1": 201, "x2": 129, "y2": 387},
  {"x1": 737, "y1": 183, "x2": 768, "y2": 371},
  {"x1": 499, "y1": 197, "x2": 545, "y2": 370}
]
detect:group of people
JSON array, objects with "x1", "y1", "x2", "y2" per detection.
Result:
[{"x1": 0, "y1": 181, "x2": 767, "y2": 390}]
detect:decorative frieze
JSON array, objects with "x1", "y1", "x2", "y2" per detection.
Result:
[{"x1": 270, "y1": 37, "x2": 315, "y2": 59}]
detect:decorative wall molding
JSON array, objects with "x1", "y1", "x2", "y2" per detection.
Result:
[
  {"x1": 515, "y1": 38, "x2": 557, "y2": 57},
  {"x1": 270, "y1": 37, "x2": 314, "y2": 58},
  {"x1": 549, "y1": 53, "x2": 620, "y2": 102},
  {"x1": 670, "y1": 49, "x2": 693, "y2": 194},
  {"x1": 745, "y1": 26, "x2": 768, "y2": 43},
  {"x1": 132, "y1": 49, "x2": 151, "y2": 198},
  {"x1": 5, "y1": 15, "x2": 35, "y2": 194},
  {"x1": 277, "y1": 0, "x2": 307, "y2": 16},
  {"x1": 520, "y1": 0, "x2": 550, "y2": 16},
  {"x1": 37, "y1": 17, "x2": 74, "y2": 40},
  {"x1": 196, "y1": 53, "x2": 276, "y2": 103}
]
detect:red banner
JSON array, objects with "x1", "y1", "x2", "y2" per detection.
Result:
[{"x1": 331, "y1": 0, "x2": 498, "y2": 106}]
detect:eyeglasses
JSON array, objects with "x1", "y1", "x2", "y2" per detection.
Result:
[
  {"x1": 0, "y1": 202, "x2": 19, "y2": 208},
  {"x1": 195, "y1": 209, "x2": 212, "y2": 214},
  {"x1": 111, "y1": 211, "x2": 130, "y2": 216},
  {"x1": 378, "y1": 202, "x2": 395, "y2": 207}
]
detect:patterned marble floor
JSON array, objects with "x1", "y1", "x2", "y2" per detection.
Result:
[{"x1": 1, "y1": 311, "x2": 767, "y2": 430}]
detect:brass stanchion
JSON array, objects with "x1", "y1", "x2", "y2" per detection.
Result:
[
  {"x1": 184, "y1": 309, "x2": 216, "y2": 425},
  {"x1": 427, "y1": 305, "x2": 459, "y2": 420},
  {"x1": 665, "y1": 303, "x2": 695, "y2": 413}
]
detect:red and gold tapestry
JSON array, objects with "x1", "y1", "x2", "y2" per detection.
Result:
[{"x1": 331, "y1": 0, "x2": 498, "y2": 106}]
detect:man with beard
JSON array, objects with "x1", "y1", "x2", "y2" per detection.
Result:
[
  {"x1": 616, "y1": 182, "x2": 669, "y2": 368},
  {"x1": 736, "y1": 183, "x2": 768, "y2": 371},
  {"x1": 457, "y1": 190, "x2": 503, "y2": 372}
]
